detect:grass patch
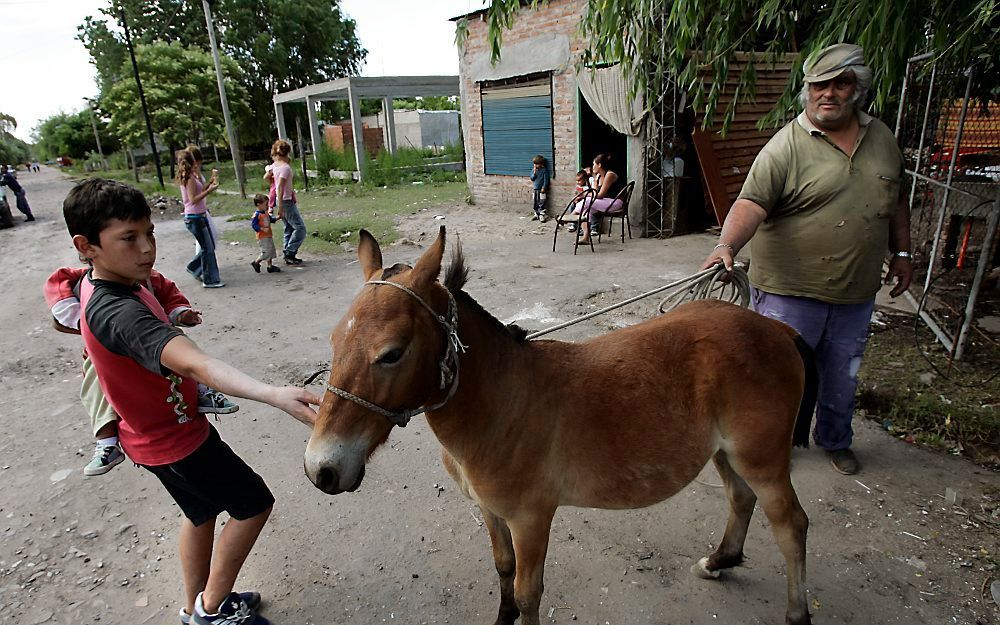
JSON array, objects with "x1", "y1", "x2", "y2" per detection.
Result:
[
  {"x1": 857, "y1": 312, "x2": 1000, "y2": 467},
  {"x1": 221, "y1": 181, "x2": 467, "y2": 254},
  {"x1": 67, "y1": 165, "x2": 467, "y2": 255}
]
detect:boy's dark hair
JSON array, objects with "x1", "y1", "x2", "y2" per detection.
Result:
[
  {"x1": 532, "y1": 154, "x2": 546, "y2": 165},
  {"x1": 63, "y1": 178, "x2": 151, "y2": 245},
  {"x1": 576, "y1": 169, "x2": 588, "y2": 179},
  {"x1": 253, "y1": 193, "x2": 268, "y2": 206}
]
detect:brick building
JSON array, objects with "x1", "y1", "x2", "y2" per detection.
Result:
[
  {"x1": 452, "y1": 1, "x2": 798, "y2": 236},
  {"x1": 452, "y1": 0, "x2": 647, "y2": 225}
]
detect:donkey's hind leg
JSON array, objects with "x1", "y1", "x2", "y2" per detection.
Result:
[
  {"x1": 752, "y1": 477, "x2": 811, "y2": 625},
  {"x1": 692, "y1": 450, "x2": 757, "y2": 579},
  {"x1": 481, "y1": 508, "x2": 519, "y2": 625}
]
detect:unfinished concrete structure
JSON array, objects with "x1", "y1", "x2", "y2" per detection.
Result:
[{"x1": 272, "y1": 76, "x2": 459, "y2": 181}]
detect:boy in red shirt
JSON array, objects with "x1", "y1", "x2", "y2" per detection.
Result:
[
  {"x1": 62, "y1": 178, "x2": 319, "y2": 625},
  {"x1": 44, "y1": 267, "x2": 238, "y2": 476}
]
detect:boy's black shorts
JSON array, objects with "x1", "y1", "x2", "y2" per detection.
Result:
[{"x1": 141, "y1": 425, "x2": 274, "y2": 526}]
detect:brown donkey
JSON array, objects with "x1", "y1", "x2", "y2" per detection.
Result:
[{"x1": 305, "y1": 228, "x2": 816, "y2": 625}]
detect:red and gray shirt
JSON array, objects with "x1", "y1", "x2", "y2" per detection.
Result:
[{"x1": 80, "y1": 272, "x2": 208, "y2": 465}]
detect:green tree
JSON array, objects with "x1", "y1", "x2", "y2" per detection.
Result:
[
  {"x1": 102, "y1": 41, "x2": 250, "y2": 155},
  {"x1": 78, "y1": 1, "x2": 366, "y2": 144},
  {"x1": 31, "y1": 110, "x2": 121, "y2": 160},
  {"x1": 392, "y1": 96, "x2": 460, "y2": 111},
  {"x1": 0, "y1": 113, "x2": 31, "y2": 165},
  {"x1": 470, "y1": 0, "x2": 999, "y2": 131}
]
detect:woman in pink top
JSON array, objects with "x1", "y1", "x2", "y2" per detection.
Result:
[
  {"x1": 575, "y1": 153, "x2": 624, "y2": 244},
  {"x1": 177, "y1": 146, "x2": 223, "y2": 287},
  {"x1": 264, "y1": 140, "x2": 305, "y2": 265}
]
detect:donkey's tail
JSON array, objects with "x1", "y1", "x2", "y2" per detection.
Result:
[{"x1": 792, "y1": 335, "x2": 818, "y2": 448}]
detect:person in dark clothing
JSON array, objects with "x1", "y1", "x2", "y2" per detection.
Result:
[
  {"x1": 0, "y1": 194, "x2": 14, "y2": 229},
  {"x1": 0, "y1": 165, "x2": 34, "y2": 221}
]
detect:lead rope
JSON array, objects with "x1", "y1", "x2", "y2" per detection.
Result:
[{"x1": 526, "y1": 263, "x2": 750, "y2": 340}]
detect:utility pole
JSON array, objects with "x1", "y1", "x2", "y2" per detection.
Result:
[
  {"x1": 84, "y1": 98, "x2": 107, "y2": 171},
  {"x1": 119, "y1": 8, "x2": 164, "y2": 189},
  {"x1": 201, "y1": 0, "x2": 246, "y2": 198}
]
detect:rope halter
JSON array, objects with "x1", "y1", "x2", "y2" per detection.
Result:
[{"x1": 325, "y1": 279, "x2": 468, "y2": 427}]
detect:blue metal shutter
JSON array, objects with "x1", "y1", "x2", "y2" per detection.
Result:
[{"x1": 481, "y1": 81, "x2": 553, "y2": 176}]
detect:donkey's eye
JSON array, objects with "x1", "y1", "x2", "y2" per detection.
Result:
[{"x1": 376, "y1": 347, "x2": 405, "y2": 366}]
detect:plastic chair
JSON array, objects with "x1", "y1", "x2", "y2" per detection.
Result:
[
  {"x1": 595, "y1": 181, "x2": 635, "y2": 244},
  {"x1": 552, "y1": 189, "x2": 596, "y2": 254}
]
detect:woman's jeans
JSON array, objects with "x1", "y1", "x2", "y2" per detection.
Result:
[
  {"x1": 184, "y1": 214, "x2": 221, "y2": 285},
  {"x1": 281, "y1": 201, "x2": 306, "y2": 257}
]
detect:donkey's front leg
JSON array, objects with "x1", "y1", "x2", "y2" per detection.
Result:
[
  {"x1": 481, "y1": 507, "x2": 519, "y2": 625},
  {"x1": 507, "y1": 509, "x2": 556, "y2": 625}
]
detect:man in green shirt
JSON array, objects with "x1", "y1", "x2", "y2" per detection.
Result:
[{"x1": 702, "y1": 43, "x2": 913, "y2": 475}]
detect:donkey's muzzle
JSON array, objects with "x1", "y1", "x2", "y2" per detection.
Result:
[{"x1": 309, "y1": 464, "x2": 365, "y2": 495}]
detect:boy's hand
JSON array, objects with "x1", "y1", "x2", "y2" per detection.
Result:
[
  {"x1": 271, "y1": 386, "x2": 321, "y2": 426},
  {"x1": 175, "y1": 309, "x2": 203, "y2": 326}
]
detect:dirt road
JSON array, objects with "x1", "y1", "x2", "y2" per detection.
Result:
[{"x1": 1, "y1": 168, "x2": 997, "y2": 625}]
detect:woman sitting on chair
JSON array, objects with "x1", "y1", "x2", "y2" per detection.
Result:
[{"x1": 575, "y1": 153, "x2": 623, "y2": 244}]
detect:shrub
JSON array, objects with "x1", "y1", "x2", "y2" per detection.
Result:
[{"x1": 315, "y1": 143, "x2": 357, "y2": 175}]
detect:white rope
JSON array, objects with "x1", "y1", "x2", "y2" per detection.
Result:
[
  {"x1": 526, "y1": 263, "x2": 751, "y2": 340},
  {"x1": 657, "y1": 262, "x2": 751, "y2": 313}
]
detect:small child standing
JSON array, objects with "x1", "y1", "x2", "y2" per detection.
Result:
[
  {"x1": 249, "y1": 194, "x2": 281, "y2": 274},
  {"x1": 529, "y1": 154, "x2": 549, "y2": 222}
]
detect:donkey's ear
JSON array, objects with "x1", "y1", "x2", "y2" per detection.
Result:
[
  {"x1": 411, "y1": 226, "x2": 446, "y2": 289},
  {"x1": 358, "y1": 229, "x2": 383, "y2": 281}
]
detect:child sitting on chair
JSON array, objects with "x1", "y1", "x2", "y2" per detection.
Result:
[{"x1": 569, "y1": 169, "x2": 592, "y2": 232}]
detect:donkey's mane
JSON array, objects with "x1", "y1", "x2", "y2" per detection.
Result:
[{"x1": 443, "y1": 240, "x2": 527, "y2": 343}]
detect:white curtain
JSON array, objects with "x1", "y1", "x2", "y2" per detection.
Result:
[{"x1": 577, "y1": 65, "x2": 646, "y2": 136}]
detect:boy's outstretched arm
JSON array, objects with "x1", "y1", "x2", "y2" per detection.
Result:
[{"x1": 160, "y1": 335, "x2": 319, "y2": 426}]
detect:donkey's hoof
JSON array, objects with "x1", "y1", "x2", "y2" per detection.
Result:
[{"x1": 691, "y1": 557, "x2": 721, "y2": 580}]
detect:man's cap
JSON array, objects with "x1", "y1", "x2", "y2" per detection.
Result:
[{"x1": 803, "y1": 43, "x2": 865, "y2": 83}]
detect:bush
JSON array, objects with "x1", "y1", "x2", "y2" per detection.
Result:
[
  {"x1": 107, "y1": 152, "x2": 129, "y2": 170},
  {"x1": 315, "y1": 143, "x2": 357, "y2": 175}
]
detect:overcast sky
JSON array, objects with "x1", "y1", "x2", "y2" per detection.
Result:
[{"x1": 1, "y1": 0, "x2": 487, "y2": 142}]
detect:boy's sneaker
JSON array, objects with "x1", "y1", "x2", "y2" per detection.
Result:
[
  {"x1": 83, "y1": 444, "x2": 125, "y2": 476},
  {"x1": 181, "y1": 592, "x2": 261, "y2": 625},
  {"x1": 193, "y1": 592, "x2": 269, "y2": 625},
  {"x1": 251, "y1": 261, "x2": 261, "y2": 273},
  {"x1": 266, "y1": 265, "x2": 281, "y2": 273},
  {"x1": 203, "y1": 282, "x2": 225, "y2": 289},
  {"x1": 198, "y1": 391, "x2": 239, "y2": 415}
]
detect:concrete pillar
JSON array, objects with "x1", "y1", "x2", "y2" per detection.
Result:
[
  {"x1": 274, "y1": 102, "x2": 287, "y2": 140},
  {"x1": 347, "y1": 80, "x2": 366, "y2": 180},
  {"x1": 305, "y1": 95, "x2": 321, "y2": 164},
  {"x1": 382, "y1": 96, "x2": 397, "y2": 155}
]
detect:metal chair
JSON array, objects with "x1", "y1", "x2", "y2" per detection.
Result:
[
  {"x1": 596, "y1": 181, "x2": 636, "y2": 244},
  {"x1": 552, "y1": 189, "x2": 596, "y2": 254}
]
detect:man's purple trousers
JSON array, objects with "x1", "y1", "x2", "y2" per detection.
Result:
[{"x1": 752, "y1": 288, "x2": 874, "y2": 451}]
